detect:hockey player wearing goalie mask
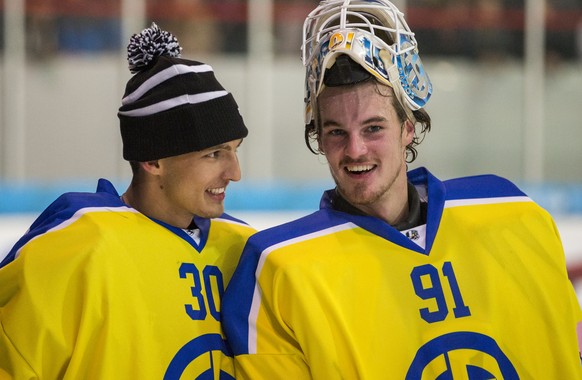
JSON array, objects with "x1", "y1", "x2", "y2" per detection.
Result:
[
  {"x1": 0, "y1": 24, "x2": 255, "y2": 379},
  {"x1": 222, "y1": 0, "x2": 582, "y2": 378}
]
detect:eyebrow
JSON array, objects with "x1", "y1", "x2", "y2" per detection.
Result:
[
  {"x1": 321, "y1": 116, "x2": 387, "y2": 128},
  {"x1": 206, "y1": 140, "x2": 243, "y2": 151}
]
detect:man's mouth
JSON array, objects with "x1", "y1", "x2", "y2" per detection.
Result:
[
  {"x1": 345, "y1": 164, "x2": 375, "y2": 175},
  {"x1": 207, "y1": 187, "x2": 226, "y2": 195}
]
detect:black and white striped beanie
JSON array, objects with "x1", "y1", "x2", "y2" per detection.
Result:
[{"x1": 118, "y1": 23, "x2": 248, "y2": 162}]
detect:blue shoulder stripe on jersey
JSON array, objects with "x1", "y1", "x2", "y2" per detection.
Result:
[
  {"x1": 245, "y1": 209, "x2": 348, "y2": 252},
  {"x1": 408, "y1": 166, "x2": 525, "y2": 201},
  {"x1": 443, "y1": 174, "x2": 526, "y2": 200},
  {"x1": 0, "y1": 178, "x2": 123, "y2": 268}
]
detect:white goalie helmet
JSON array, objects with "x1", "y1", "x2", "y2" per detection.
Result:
[{"x1": 302, "y1": 0, "x2": 432, "y2": 126}]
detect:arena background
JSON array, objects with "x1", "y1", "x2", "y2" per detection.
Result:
[{"x1": 1, "y1": 0, "x2": 582, "y2": 292}]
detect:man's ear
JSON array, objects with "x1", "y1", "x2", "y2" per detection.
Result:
[
  {"x1": 140, "y1": 160, "x2": 161, "y2": 175},
  {"x1": 403, "y1": 119, "x2": 415, "y2": 145}
]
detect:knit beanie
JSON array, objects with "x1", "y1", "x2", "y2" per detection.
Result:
[{"x1": 118, "y1": 23, "x2": 248, "y2": 162}]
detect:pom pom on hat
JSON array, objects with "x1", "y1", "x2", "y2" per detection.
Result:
[
  {"x1": 118, "y1": 23, "x2": 248, "y2": 162},
  {"x1": 127, "y1": 22, "x2": 182, "y2": 74}
]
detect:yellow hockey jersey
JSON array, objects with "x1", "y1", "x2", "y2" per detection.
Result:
[
  {"x1": 0, "y1": 179, "x2": 255, "y2": 379},
  {"x1": 223, "y1": 167, "x2": 582, "y2": 379}
]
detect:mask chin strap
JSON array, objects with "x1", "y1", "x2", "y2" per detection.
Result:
[{"x1": 380, "y1": 49, "x2": 417, "y2": 124}]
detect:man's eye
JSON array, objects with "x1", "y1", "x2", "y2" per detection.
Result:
[
  {"x1": 206, "y1": 151, "x2": 218, "y2": 158},
  {"x1": 329, "y1": 129, "x2": 345, "y2": 136},
  {"x1": 367, "y1": 125, "x2": 382, "y2": 133}
]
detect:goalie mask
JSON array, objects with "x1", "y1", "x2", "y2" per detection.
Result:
[{"x1": 302, "y1": 0, "x2": 432, "y2": 125}]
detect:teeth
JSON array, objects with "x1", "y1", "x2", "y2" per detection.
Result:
[
  {"x1": 347, "y1": 165, "x2": 373, "y2": 172},
  {"x1": 208, "y1": 187, "x2": 225, "y2": 195}
]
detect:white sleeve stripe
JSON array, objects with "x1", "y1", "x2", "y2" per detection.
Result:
[
  {"x1": 247, "y1": 222, "x2": 357, "y2": 353},
  {"x1": 444, "y1": 196, "x2": 532, "y2": 208},
  {"x1": 14, "y1": 206, "x2": 138, "y2": 260},
  {"x1": 121, "y1": 63, "x2": 214, "y2": 105},
  {"x1": 118, "y1": 91, "x2": 228, "y2": 117},
  {"x1": 46, "y1": 206, "x2": 138, "y2": 233}
]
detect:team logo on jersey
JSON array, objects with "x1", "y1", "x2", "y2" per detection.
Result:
[
  {"x1": 406, "y1": 332, "x2": 518, "y2": 379},
  {"x1": 405, "y1": 229, "x2": 420, "y2": 241},
  {"x1": 164, "y1": 334, "x2": 235, "y2": 379}
]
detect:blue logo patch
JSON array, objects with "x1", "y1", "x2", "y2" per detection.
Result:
[{"x1": 406, "y1": 332, "x2": 518, "y2": 379}]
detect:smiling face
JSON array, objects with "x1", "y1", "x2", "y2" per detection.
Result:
[
  {"x1": 317, "y1": 81, "x2": 414, "y2": 224},
  {"x1": 151, "y1": 139, "x2": 243, "y2": 226}
]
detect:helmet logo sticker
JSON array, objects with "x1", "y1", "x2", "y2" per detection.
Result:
[
  {"x1": 358, "y1": 34, "x2": 389, "y2": 80},
  {"x1": 396, "y1": 35, "x2": 432, "y2": 108},
  {"x1": 329, "y1": 31, "x2": 355, "y2": 51}
]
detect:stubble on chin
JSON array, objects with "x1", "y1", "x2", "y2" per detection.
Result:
[
  {"x1": 338, "y1": 181, "x2": 384, "y2": 207},
  {"x1": 332, "y1": 167, "x2": 381, "y2": 206},
  {"x1": 332, "y1": 163, "x2": 405, "y2": 209}
]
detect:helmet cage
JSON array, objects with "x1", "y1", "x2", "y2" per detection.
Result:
[{"x1": 302, "y1": 0, "x2": 432, "y2": 125}]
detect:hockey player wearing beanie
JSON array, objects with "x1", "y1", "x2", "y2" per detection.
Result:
[{"x1": 0, "y1": 23, "x2": 254, "y2": 379}]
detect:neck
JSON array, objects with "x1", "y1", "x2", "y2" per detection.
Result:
[
  {"x1": 333, "y1": 169, "x2": 411, "y2": 226},
  {"x1": 359, "y1": 172, "x2": 410, "y2": 225},
  {"x1": 360, "y1": 183, "x2": 409, "y2": 225},
  {"x1": 122, "y1": 178, "x2": 192, "y2": 229}
]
